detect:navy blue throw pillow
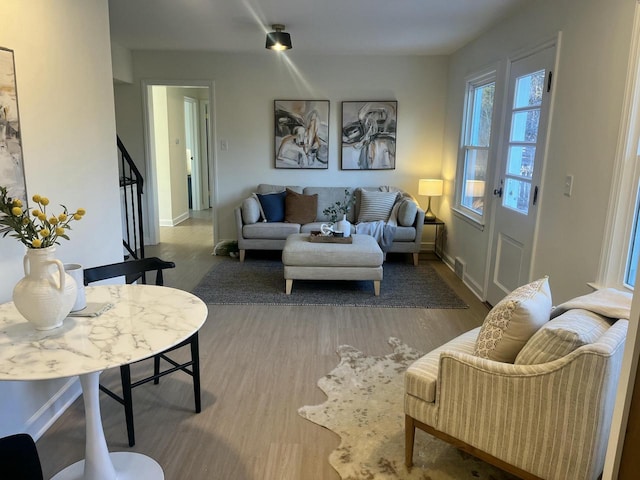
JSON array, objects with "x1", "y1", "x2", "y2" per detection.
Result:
[{"x1": 256, "y1": 191, "x2": 287, "y2": 222}]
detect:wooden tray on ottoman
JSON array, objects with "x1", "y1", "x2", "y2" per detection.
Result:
[{"x1": 308, "y1": 231, "x2": 353, "y2": 244}]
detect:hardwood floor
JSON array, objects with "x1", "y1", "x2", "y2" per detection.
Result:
[{"x1": 36, "y1": 214, "x2": 489, "y2": 479}]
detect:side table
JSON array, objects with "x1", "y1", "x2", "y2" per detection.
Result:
[
  {"x1": 423, "y1": 217, "x2": 445, "y2": 259},
  {"x1": 0, "y1": 284, "x2": 208, "y2": 480}
]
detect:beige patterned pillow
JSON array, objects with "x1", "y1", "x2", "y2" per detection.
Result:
[{"x1": 474, "y1": 277, "x2": 552, "y2": 363}]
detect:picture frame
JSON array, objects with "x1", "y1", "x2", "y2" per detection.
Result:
[
  {"x1": 341, "y1": 101, "x2": 397, "y2": 170},
  {"x1": 274, "y1": 100, "x2": 329, "y2": 169},
  {"x1": 0, "y1": 46, "x2": 27, "y2": 234}
]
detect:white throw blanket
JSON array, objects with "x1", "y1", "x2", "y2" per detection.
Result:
[
  {"x1": 355, "y1": 202, "x2": 400, "y2": 255},
  {"x1": 550, "y1": 287, "x2": 632, "y2": 320}
]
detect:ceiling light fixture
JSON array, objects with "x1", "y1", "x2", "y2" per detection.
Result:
[{"x1": 266, "y1": 24, "x2": 292, "y2": 51}]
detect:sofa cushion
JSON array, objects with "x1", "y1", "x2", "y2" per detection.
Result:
[
  {"x1": 515, "y1": 309, "x2": 612, "y2": 365},
  {"x1": 241, "y1": 197, "x2": 261, "y2": 224},
  {"x1": 285, "y1": 189, "x2": 318, "y2": 224},
  {"x1": 254, "y1": 191, "x2": 287, "y2": 222},
  {"x1": 474, "y1": 276, "x2": 552, "y2": 363},
  {"x1": 357, "y1": 190, "x2": 398, "y2": 222},
  {"x1": 303, "y1": 187, "x2": 355, "y2": 222},
  {"x1": 405, "y1": 327, "x2": 481, "y2": 403},
  {"x1": 243, "y1": 222, "x2": 300, "y2": 239},
  {"x1": 393, "y1": 226, "x2": 416, "y2": 242},
  {"x1": 397, "y1": 198, "x2": 418, "y2": 226}
]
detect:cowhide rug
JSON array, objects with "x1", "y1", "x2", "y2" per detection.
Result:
[{"x1": 298, "y1": 338, "x2": 518, "y2": 480}]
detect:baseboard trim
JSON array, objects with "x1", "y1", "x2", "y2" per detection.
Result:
[
  {"x1": 159, "y1": 211, "x2": 190, "y2": 227},
  {"x1": 441, "y1": 252, "x2": 485, "y2": 302},
  {"x1": 27, "y1": 376, "x2": 81, "y2": 441},
  {"x1": 462, "y1": 272, "x2": 484, "y2": 301}
]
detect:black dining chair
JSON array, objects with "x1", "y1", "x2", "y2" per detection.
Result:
[
  {"x1": 83, "y1": 257, "x2": 201, "y2": 447},
  {"x1": 0, "y1": 433, "x2": 44, "y2": 480}
]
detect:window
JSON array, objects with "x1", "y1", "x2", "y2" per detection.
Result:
[
  {"x1": 456, "y1": 72, "x2": 496, "y2": 223},
  {"x1": 626, "y1": 185, "x2": 640, "y2": 288}
]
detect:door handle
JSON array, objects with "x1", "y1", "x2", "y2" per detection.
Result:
[{"x1": 493, "y1": 187, "x2": 503, "y2": 198}]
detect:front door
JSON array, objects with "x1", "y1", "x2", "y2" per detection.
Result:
[{"x1": 486, "y1": 44, "x2": 557, "y2": 305}]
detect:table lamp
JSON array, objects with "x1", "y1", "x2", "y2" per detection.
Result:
[
  {"x1": 465, "y1": 179, "x2": 486, "y2": 210},
  {"x1": 418, "y1": 179, "x2": 443, "y2": 222}
]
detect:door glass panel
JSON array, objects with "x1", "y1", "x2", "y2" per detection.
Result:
[
  {"x1": 507, "y1": 146, "x2": 536, "y2": 178},
  {"x1": 514, "y1": 70, "x2": 545, "y2": 108},
  {"x1": 503, "y1": 178, "x2": 531, "y2": 214},
  {"x1": 510, "y1": 109, "x2": 540, "y2": 142}
]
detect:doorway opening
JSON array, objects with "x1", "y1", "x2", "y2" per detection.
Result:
[{"x1": 142, "y1": 82, "x2": 217, "y2": 269}]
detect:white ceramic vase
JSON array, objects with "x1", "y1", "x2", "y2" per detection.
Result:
[
  {"x1": 13, "y1": 246, "x2": 77, "y2": 330},
  {"x1": 336, "y1": 214, "x2": 351, "y2": 237}
]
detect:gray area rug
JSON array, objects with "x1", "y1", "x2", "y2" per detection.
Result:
[
  {"x1": 298, "y1": 338, "x2": 518, "y2": 480},
  {"x1": 192, "y1": 258, "x2": 467, "y2": 308}
]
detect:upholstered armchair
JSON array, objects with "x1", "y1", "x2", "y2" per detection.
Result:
[{"x1": 405, "y1": 283, "x2": 630, "y2": 480}]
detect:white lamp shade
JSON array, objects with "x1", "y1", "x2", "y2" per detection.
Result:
[
  {"x1": 465, "y1": 180, "x2": 485, "y2": 197},
  {"x1": 419, "y1": 179, "x2": 443, "y2": 197}
]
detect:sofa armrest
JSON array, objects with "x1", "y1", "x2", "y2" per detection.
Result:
[
  {"x1": 234, "y1": 206, "x2": 245, "y2": 242},
  {"x1": 433, "y1": 329, "x2": 626, "y2": 480},
  {"x1": 413, "y1": 207, "x2": 425, "y2": 241}
]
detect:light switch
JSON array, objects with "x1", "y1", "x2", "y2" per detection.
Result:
[{"x1": 564, "y1": 175, "x2": 574, "y2": 197}]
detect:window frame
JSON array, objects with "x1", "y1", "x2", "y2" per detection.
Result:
[
  {"x1": 453, "y1": 69, "x2": 498, "y2": 226},
  {"x1": 596, "y1": 18, "x2": 640, "y2": 293}
]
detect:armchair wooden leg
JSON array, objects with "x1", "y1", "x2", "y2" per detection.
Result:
[
  {"x1": 120, "y1": 364, "x2": 136, "y2": 447},
  {"x1": 405, "y1": 415, "x2": 416, "y2": 468},
  {"x1": 239, "y1": 250, "x2": 246, "y2": 262},
  {"x1": 190, "y1": 333, "x2": 202, "y2": 413},
  {"x1": 412, "y1": 252, "x2": 419, "y2": 266}
]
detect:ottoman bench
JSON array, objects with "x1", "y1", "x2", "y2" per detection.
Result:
[{"x1": 282, "y1": 233, "x2": 384, "y2": 295}]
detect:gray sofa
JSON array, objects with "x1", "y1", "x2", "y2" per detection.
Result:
[{"x1": 234, "y1": 184, "x2": 425, "y2": 264}]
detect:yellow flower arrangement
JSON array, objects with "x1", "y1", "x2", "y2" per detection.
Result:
[{"x1": 0, "y1": 186, "x2": 86, "y2": 248}]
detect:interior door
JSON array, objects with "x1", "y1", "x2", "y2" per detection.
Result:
[{"x1": 486, "y1": 45, "x2": 556, "y2": 305}]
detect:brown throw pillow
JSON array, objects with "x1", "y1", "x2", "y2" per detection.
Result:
[{"x1": 285, "y1": 188, "x2": 318, "y2": 224}]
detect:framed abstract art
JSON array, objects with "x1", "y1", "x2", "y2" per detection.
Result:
[
  {"x1": 341, "y1": 101, "x2": 397, "y2": 170},
  {"x1": 0, "y1": 47, "x2": 26, "y2": 233},
  {"x1": 274, "y1": 100, "x2": 329, "y2": 169}
]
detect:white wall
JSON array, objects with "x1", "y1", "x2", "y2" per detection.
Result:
[
  {"x1": 166, "y1": 87, "x2": 189, "y2": 223},
  {"x1": 441, "y1": 0, "x2": 636, "y2": 303},
  {"x1": 152, "y1": 86, "x2": 172, "y2": 224},
  {"x1": 0, "y1": 0, "x2": 123, "y2": 437},
  {"x1": 111, "y1": 41, "x2": 133, "y2": 84},
  {"x1": 114, "y1": 53, "x2": 449, "y2": 241},
  {"x1": 151, "y1": 86, "x2": 192, "y2": 227}
]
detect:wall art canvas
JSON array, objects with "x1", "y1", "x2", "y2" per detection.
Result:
[
  {"x1": 0, "y1": 47, "x2": 26, "y2": 233},
  {"x1": 275, "y1": 100, "x2": 329, "y2": 169},
  {"x1": 341, "y1": 101, "x2": 397, "y2": 170}
]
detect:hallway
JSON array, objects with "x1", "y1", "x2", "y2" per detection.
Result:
[{"x1": 144, "y1": 209, "x2": 219, "y2": 291}]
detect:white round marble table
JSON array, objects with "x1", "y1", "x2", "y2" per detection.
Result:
[{"x1": 0, "y1": 284, "x2": 208, "y2": 480}]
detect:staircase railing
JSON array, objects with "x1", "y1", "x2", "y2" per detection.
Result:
[{"x1": 117, "y1": 136, "x2": 145, "y2": 260}]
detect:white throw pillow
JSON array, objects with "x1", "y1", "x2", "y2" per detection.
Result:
[
  {"x1": 474, "y1": 276, "x2": 552, "y2": 363},
  {"x1": 242, "y1": 197, "x2": 261, "y2": 224},
  {"x1": 397, "y1": 198, "x2": 418, "y2": 226},
  {"x1": 357, "y1": 190, "x2": 398, "y2": 222}
]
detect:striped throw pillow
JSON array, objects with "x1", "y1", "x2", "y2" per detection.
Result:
[
  {"x1": 514, "y1": 309, "x2": 611, "y2": 365},
  {"x1": 357, "y1": 190, "x2": 398, "y2": 222}
]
